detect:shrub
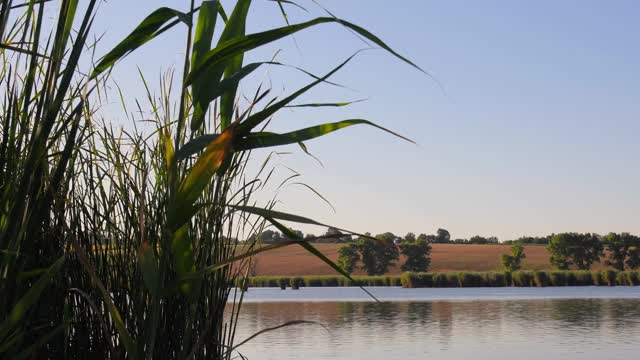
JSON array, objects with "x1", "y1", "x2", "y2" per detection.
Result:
[
  {"x1": 279, "y1": 277, "x2": 288, "y2": 289},
  {"x1": 533, "y1": 271, "x2": 550, "y2": 287},
  {"x1": 574, "y1": 271, "x2": 594, "y2": 286},
  {"x1": 512, "y1": 271, "x2": 534, "y2": 287},
  {"x1": 291, "y1": 277, "x2": 304, "y2": 289},
  {"x1": 500, "y1": 242, "x2": 526, "y2": 272},
  {"x1": 432, "y1": 273, "x2": 448, "y2": 287},
  {"x1": 549, "y1": 271, "x2": 567, "y2": 286},
  {"x1": 602, "y1": 270, "x2": 618, "y2": 286},
  {"x1": 446, "y1": 273, "x2": 460, "y2": 287},
  {"x1": 592, "y1": 271, "x2": 604, "y2": 286},
  {"x1": 401, "y1": 272, "x2": 434, "y2": 288},
  {"x1": 483, "y1": 272, "x2": 508, "y2": 287},
  {"x1": 458, "y1": 272, "x2": 485, "y2": 287},
  {"x1": 625, "y1": 271, "x2": 640, "y2": 286}
]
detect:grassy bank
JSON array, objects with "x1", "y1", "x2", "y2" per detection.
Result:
[{"x1": 239, "y1": 270, "x2": 640, "y2": 288}]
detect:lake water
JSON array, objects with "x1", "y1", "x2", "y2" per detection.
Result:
[{"x1": 230, "y1": 287, "x2": 640, "y2": 360}]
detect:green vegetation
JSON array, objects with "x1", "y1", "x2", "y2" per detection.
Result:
[
  {"x1": 336, "y1": 233, "x2": 402, "y2": 275},
  {"x1": 547, "y1": 233, "x2": 604, "y2": 270},
  {"x1": 244, "y1": 275, "x2": 402, "y2": 287},
  {"x1": 337, "y1": 243, "x2": 360, "y2": 274},
  {"x1": 1, "y1": 1, "x2": 421, "y2": 358},
  {"x1": 500, "y1": 242, "x2": 526, "y2": 272},
  {"x1": 400, "y1": 270, "x2": 640, "y2": 288},
  {"x1": 603, "y1": 232, "x2": 640, "y2": 271},
  {"x1": 399, "y1": 237, "x2": 432, "y2": 272}
]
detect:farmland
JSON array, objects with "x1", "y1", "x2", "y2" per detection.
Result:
[{"x1": 250, "y1": 244, "x2": 607, "y2": 276}]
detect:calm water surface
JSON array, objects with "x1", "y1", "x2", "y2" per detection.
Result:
[{"x1": 230, "y1": 287, "x2": 640, "y2": 360}]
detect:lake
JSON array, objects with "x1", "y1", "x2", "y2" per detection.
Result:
[{"x1": 230, "y1": 287, "x2": 640, "y2": 359}]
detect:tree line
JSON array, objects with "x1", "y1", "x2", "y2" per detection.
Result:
[
  {"x1": 256, "y1": 228, "x2": 640, "y2": 274},
  {"x1": 257, "y1": 228, "x2": 503, "y2": 244}
]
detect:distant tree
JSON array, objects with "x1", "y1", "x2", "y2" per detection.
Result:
[
  {"x1": 404, "y1": 232, "x2": 416, "y2": 243},
  {"x1": 358, "y1": 233, "x2": 400, "y2": 275},
  {"x1": 603, "y1": 232, "x2": 640, "y2": 271},
  {"x1": 417, "y1": 233, "x2": 438, "y2": 243},
  {"x1": 258, "y1": 230, "x2": 278, "y2": 243},
  {"x1": 283, "y1": 229, "x2": 303, "y2": 241},
  {"x1": 436, "y1": 228, "x2": 451, "y2": 243},
  {"x1": 486, "y1": 236, "x2": 499, "y2": 244},
  {"x1": 324, "y1": 227, "x2": 352, "y2": 243},
  {"x1": 399, "y1": 238, "x2": 432, "y2": 272},
  {"x1": 337, "y1": 243, "x2": 360, "y2": 274},
  {"x1": 453, "y1": 238, "x2": 468, "y2": 244},
  {"x1": 626, "y1": 244, "x2": 640, "y2": 270},
  {"x1": 468, "y1": 235, "x2": 488, "y2": 244},
  {"x1": 511, "y1": 236, "x2": 550, "y2": 245},
  {"x1": 500, "y1": 242, "x2": 526, "y2": 272},
  {"x1": 547, "y1": 233, "x2": 603, "y2": 270}
]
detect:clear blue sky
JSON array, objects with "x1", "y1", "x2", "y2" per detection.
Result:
[{"x1": 95, "y1": 1, "x2": 640, "y2": 240}]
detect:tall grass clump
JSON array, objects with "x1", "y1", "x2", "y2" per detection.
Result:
[
  {"x1": 623, "y1": 271, "x2": 640, "y2": 286},
  {"x1": 457, "y1": 272, "x2": 486, "y2": 287},
  {"x1": 3, "y1": 0, "x2": 424, "y2": 358},
  {"x1": 601, "y1": 270, "x2": 618, "y2": 286},
  {"x1": 549, "y1": 271, "x2": 568, "y2": 286},
  {"x1": 592, "y1": 270, "x2": 604, "y2": 286},
  {"x1": 574, "y1": 270, "x2": 594, "y2": 286},
  {"x1": 0, "y1": 1, "x2": 100, "y2": 357},
  {"x1": 512, "y1": 271, "x2": 534, "y2": 287},
  {"x1": 483, "y1": 272, "x2": 508, "y2": 287},
  {"x1": 533, "y1": 271, "x2": 550, "y2": 287}
]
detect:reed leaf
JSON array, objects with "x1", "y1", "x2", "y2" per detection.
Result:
[
  {"x1": 185, "y1": 16, "x2": 423, "y2": 85},
  {"x1": 90, "y1": 7, "x2": 191, "y2": 78}
]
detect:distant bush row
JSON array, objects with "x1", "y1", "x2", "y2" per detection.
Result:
[
  {"x1": 401, "y1": 270, "x2": 640, "y2": 288},
  {"x1": 237, "y1": 270, "x2": 640, "y2": 289},
  {"x1": 237, "y1": 275, "x2": 402, "y2": 288}
]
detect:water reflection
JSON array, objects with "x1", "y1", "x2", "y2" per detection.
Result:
[{"x1": 232, "y1": 298, "x2": 640, "y2": 360}]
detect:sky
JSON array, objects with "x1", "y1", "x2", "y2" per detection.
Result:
[{"x1": 92, "y1": 1, "x2": 640, "y2": 240}]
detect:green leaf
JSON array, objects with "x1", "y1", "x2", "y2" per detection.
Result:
[
  {"x1": 185, "y1": 16, "x2": 424, "y2": 86},
  {"x1": 230, "y1": 205, "x2": 388, "y2": 247},
  {"x1": 191, "y1": 1, "x2": 219, "y2": 130},
  {"x1": 190, "y1": 61, "x2": 272, "y2": 132},
  {"x1": 179, "y1": 241, "x2": 300, "y2": 282},
  {"x1": 219, "y1": 0, "x2": 251, "y2": 130},
  {"x1": 90, "y1": 7, "x2": 190, "y2": 79},
  {"x1": 236, "y1": 119, "x2": 413, "y2": 151},
  {"x1": 171, "y1": 225, "x2": 200, "y2": 297},
  {"x1": 285, "y1": 99, "x2": 365, "y2": 108},
  {"x1": 235, "y1": 53, "x2": 358, "y2": 135},
  {"x1": 139, "y1": 242, "x2": 160, "y2": 298},
  {"x1": 190, "y1": 0, "x2": 252, "y2": 131},
  {"x1": 0, "y1": 256, "x2": 65, "y2": 341},
  {"x1": 176, "y1": 134, "x2": 220, "y2": 160},
  {"x1": 172, "y1": 128, "x2": 234, "y2": 230}
]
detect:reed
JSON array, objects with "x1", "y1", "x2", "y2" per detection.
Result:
[
  {"x1": 0, "y1": 1, "x2": 101, "y2": 357},
  {"x1": 2, "y1": 0, "x2": 422, "y2": 358},
  {"x1": 511, "y1": 271, "x2": 535, "y2": 287},
  {"x1": 601, "y1": 270, "x2": 618, "y2": 286}
]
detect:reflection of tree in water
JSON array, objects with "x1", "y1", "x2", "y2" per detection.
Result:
[
  {"x1": 606, "y1": 299, "x2": 640, "y2": 332},
  {"x1": 432, "y1": 302, "x2": 453, "y2": 349},
  {"x1": 549, "y1": 299, "x2": 603, "y2": 330},
  {"x1": 406, "y1": 302, "x2": 433, "y2": 327},
  {"x1": 362, "y1": 302, "x2": 401, "y2": 324},
  {"x1": 336, "y1": 302, "x2": 355, "y2": 327}
]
